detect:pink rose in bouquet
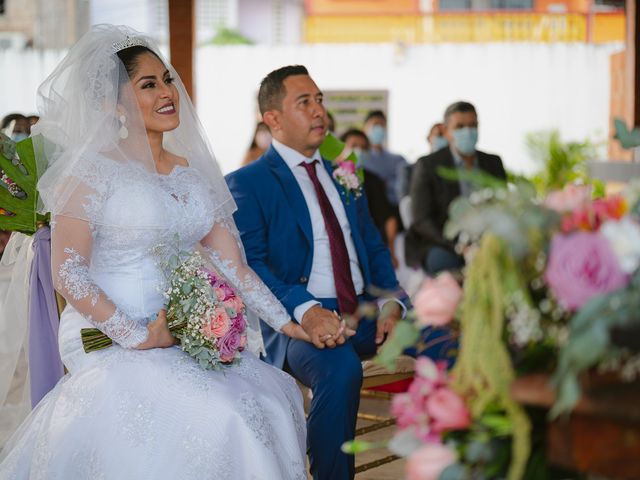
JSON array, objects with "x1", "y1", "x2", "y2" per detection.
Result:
[
  {"x1": 202, "y1": 306, "x2": 231, "y2": 339},
  {"x1": 406, "y1": 443, "x2": 457, "y2": 480},
  {"x1": 231, "y1": 312, "x2": 246, "y2": 332},
  {"x1": 560, "y1": 195, "x2": 627, "y2": 233},
  {"x1": 336, "y1": 160, "x2": 356, "y2": 174},
  {"x1": 391, "y1": 357, "x2": 468, "y2": 443},
  {"x1": 426, "y1": 387, "x2": 471, "y2": 433},
  {"x1": 545, "y1": 232, "x2": 628, "y2": 310},
  {"x1": 544, "y1": 185, "x2": 591, "y2": 213},
  {"x1": 219, "y1": 329, "x2": 242, "y2": 362},
  {"x1": 413, "y1": 272, "x2": 462, "y2": 327},
  {"x1": 224, "y1": 295, "x2": 245, "y2": 314}
]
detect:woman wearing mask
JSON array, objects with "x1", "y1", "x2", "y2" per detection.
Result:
[
  {"x1": 1, "y1": 114, "x2": 30, "y2": 142},
  {"x1": 0, "y1": 24, "x2": 308, "y2": 479}
]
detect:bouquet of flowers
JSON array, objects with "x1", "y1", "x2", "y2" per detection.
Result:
[
  {"x1": 81, "y1": 248, "x2": 248, "y2": 370},
  {"x1": 346, "y1": 176, "x2": 640, "y2": 479}
]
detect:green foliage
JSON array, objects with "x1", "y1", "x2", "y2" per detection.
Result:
[
  {"x1": 207, "y1": 28, "x2": 253, "y2": 45},
  {"x1": 374, "y1": 320, "x2": 420, "y2": 371},
  {"x1": 0, "y1": 135, "x2": 44, "y2": 234},
  {"x1": 525, "y1": 129, "x2": 600, "y2": 195},
  {"x1": 614, "y1": 117, "x2": 640, "y2": 149}
]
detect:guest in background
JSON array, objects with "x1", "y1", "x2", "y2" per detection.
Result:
[
  {"x1": 1, "y1": 113, "x2": 30, "y2": 142},
  {"x1": 341, "y1": 128, "x2": 399, "y2": 268},
  {"x1": 427, "y1": 122, "x2": 448, "y2": 153},
  {"x1": 361, "y1": 110, "x2": 407, "y2": 207},
  {"x1": 406, "y1": 101, "x2": 506, "y2": 275},
  {"x1": 241, "y1": 121, "x2": 272, "y2": 166}
]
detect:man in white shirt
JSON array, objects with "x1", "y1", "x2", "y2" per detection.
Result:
[{"x1": 226, "y1": 65, "x2": 406, "y2": 480}]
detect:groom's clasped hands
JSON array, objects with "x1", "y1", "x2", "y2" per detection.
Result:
[{"x1": 300, "y1": 305, "x2": 356, "y2": 349}]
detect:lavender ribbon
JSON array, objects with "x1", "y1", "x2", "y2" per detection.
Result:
[{"x1": 28, "y1": 226, "x2": 64, "y2": 407}]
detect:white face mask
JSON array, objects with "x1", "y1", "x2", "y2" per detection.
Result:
[
  {"x1": 11, "y1": 132, "x2": 29, "y2": 143},
  {"x1": 254, "y1": 130, "x2": 272, "y2": 150}
]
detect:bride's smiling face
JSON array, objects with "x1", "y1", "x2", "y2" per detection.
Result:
[{"x1": 129, "y1": 52, "x2": 180, "y2": 134}]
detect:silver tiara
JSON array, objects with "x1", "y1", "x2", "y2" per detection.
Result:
[{"x1": 112, "y1": 35, "x2": 147, "y2": 53}]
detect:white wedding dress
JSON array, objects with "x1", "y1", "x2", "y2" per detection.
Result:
[{"x1": 0, "y1": 157, "x2": 307, "y2": 480}]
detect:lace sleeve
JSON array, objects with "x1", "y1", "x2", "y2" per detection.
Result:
[
  {"x1": 200, "y1": 217, "x2": 290, "y2": 334},
  {"x1": 51, "y1": 215, "x2": 149, "y2": 348}
]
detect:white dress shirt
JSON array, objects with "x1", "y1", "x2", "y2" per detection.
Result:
[{"x1": 272, "y1": 139, "x2": 365, "y2": 322}]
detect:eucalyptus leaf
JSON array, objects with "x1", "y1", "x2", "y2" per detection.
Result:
[
  {"x1": 439, "y1": 463, "x2": 467, "y2": 480},
  {"x1": 387, "y1": 429, "x2": 423, "y2": 457}
]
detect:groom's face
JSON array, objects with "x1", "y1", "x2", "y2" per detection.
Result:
[{"x1": 267, "y1": 74, "x2": 327, "y2": 158}]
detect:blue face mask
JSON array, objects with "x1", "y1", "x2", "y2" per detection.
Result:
[
  {"x1": 367, "y1": 125, "x2": 386, "y2": 145},
  {"x1": 452, "y1": 127, "x2": 478, "y2": 156},
  {"x1": 11, "y1": 132, "x2": 29, "y2": 143},
  {"x1": 430, "y1": 135, "x2": 448, "y2": 152}
]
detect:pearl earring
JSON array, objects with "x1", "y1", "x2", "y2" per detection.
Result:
[{"x1": 118, "y1": 114, "x2": 128, "y2": 139}]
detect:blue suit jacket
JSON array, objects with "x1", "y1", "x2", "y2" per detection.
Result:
[{"x1": 226, "y1": 146, "x2": 404, "y2": 368}]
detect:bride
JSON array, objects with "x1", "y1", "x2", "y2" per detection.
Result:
[{"x1": 0, "y1": 24, "x2": 309, "y2": 479}]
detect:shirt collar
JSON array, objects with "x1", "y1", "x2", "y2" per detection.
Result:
[
  {"x1": 272, "y1": 138, "x2": 322, "y2": 171},
  {"x1": 450, "y1": 146, "x2": 477, "y2": 169}
]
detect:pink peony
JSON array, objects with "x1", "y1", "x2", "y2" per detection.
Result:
[
  {"x1": 544, "y1": 185, "x2": 591, "y2": 213},
  {"x1": 406, "y1": 444, "x2": 457, "y2": 480},
  {"x1": 425, "y1": 388, "x2": 471, "y2": 433},
  {"x1": 413, "y1": 272, "x2": 462, "y2": 327},
  {"x1": 545, "y1": 232, "x2": 628, "y2": 311},
  {"x1": 214, "y1": 287, "x2": 227, "y2": 301},
  {"x1": 218, "y1": 329, "x2": 242, "y2": 362},
  {"x1": 202, "y1": 307, "x2": 231, "y2": 339}
]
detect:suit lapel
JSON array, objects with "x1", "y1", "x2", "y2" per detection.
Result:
[
  {"x1": 441, "y1": 149, "x2": 461, "y2": 199},
  {"x1": 265, "y1": 147, "x2": 313, "y2": 246}
]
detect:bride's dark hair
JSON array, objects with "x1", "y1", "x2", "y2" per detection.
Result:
[{"x1": 116, "y1": 45, "x2": 163, "y2": 79}]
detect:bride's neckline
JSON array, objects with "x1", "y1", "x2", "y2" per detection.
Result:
[{"x1": 95, "y1": 153, "x2": 190, "y2": 177}]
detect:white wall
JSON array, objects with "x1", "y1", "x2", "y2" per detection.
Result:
[
  {"x1": 196, "y1": 42, "x2": 622, "y2": 174},
  {"x1": 2, "y1": 42, "x2": 622, "y2": 176}
]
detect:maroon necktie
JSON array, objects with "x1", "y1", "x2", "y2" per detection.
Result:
[{"x1": 300, "y1": 160, "x2": 358, "y2": 314}]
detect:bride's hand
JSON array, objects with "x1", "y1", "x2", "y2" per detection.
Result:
[
  {"x1": 136, "y1": 309, "x2": 177, "y2": 350},
  {"x1": 281, "y1": 321, "x2": 312, "y2": 343}
]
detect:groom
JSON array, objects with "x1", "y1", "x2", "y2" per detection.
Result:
[{"x1": 226, "y1": 65, "x2": 406, "y2": 480}]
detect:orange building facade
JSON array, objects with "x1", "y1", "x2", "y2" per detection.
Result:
[{"x1": 303, "y1": 0, "x2": 625, "y2": 43}]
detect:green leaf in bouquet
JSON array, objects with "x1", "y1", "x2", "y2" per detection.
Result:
[
  {"x1": 464, "y1": 439, "x2": 494, "y2": 464},
  {"x1": 373, "y1": 320, "x2": 419, "y2": 371},
  {"x1": 440, "y1": 463, "x2": 467, "y2": 480},
  {"x1": 318, "y1": 133, "x2": 345, "y2": 161},
  {"x1": 341, "y1": 439, "x2": 386, "y2": 455},
  {"x1": 181, "y1": 282, "x2": 192, "y2": 295},
  {"x1": 479, "y1": 414, "x2": 513, "y2": 436},
  {"x1": 0, "y1": 135, "x2": 42, "y2": 234},
  {"x1": 387, "y1": 429, "x2": 423, "y2": 457}
]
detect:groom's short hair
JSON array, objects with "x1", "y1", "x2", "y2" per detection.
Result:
[{"x1": 258, "y1": 65, "x2": 309, "y2": 115}]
